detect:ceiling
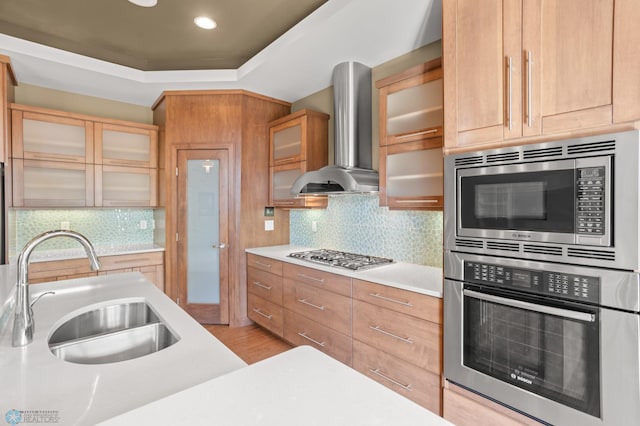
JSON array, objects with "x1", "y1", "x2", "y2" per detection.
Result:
[{"x1": 0, "y1": 0, "x2": 442, "y2": 106}]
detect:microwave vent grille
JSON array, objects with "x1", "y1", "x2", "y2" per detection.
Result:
[
  {"x1": 523, "y1": 146, "x2": 563, "y2": 159},
  {"x1": 486, "y1": 241, "x2": 520, "y2": 252},
  {"x1": 567, "y1": 247, "x2": 615, "y2": 261},
  {"x1": 486, "y1": 152, "x2": 520, "y2": 163},
  {"x1": 455, "y1": 156, "x2": 483, "y2": 166},
  {"x1": 523, "y1": 244, "x2": 563, "y2": 256},
  {"x1": 567, "y1": 140, "x2": 615, "y2": 155},
  {"x1": 455, "y1": 239, "x2": 484, "y2": 249}
]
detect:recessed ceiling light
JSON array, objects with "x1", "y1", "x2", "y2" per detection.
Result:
[
  {"x1": 194, "y1": 16, "x2": 217, "y2": 30},
  {"x1": 128, "y1": 0, "x2": 157, "y2": 7}
]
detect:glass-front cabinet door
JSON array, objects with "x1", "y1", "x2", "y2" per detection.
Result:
[
  {"x1": 95, "y1": 165, "x2": 157, "y2": 207},
  {"x1": 270, "y1": 162, "x2": 327, "y2": 209},
  {"x1": 94, "y1": 122, "x2": 157, "y2": 168},
  {"x1": 270, "y1": 119, "x2": 304, "y2": 166}
]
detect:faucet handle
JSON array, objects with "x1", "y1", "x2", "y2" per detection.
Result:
[{"x1": 30, "y1": 291, "x2": 56, "y2": 308}]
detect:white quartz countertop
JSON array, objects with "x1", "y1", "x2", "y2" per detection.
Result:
[
  {"x1": 246, "y1": 245, "x2": 443, "y2": 298},
  {"x1": 99, "y1": 345, "x2": 454, "y2": 426},
  {"x1": 0, "y1": 271, "x2": 246, "y2": 426}
]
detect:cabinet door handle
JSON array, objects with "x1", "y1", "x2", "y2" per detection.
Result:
[
  {"x1": 369, "y1": 325, "x2": 413, "y2": 344},
  {"x1": 368, "y1": 292, "x2": 413, "y2": 307},
  {"x1": 297, "y1": 298, "x2": 325, "y2": 311},
  {"x1": 394, "y1": 199, "x2": 438, "y2": 204},
  {"x1": 252, "y1": 308, "x2": 273, "y2": 320},
  {"x1": 506, "y1": 56, "x2": 513, "y2": 130},
  {"x1": 297, "y1": 332, "x2": 326, "y2": 347},
  {"x1": 526, "y1": 50, "x2": 533, "y2": 128},
  {"x1": 255, "y1": 261, "x2": 272, "y2": 268},
  {"x1": 296, "y1": 273, "x2": 325, "y2": 284},
  {"x1": 368, "y1": 368, "x2": 413, "y2": 392},
  {"x1": 395, "y1": 128, "x2": 439, "y2": 140},
  {"x1": 252, "y1": 281, "x2": 272, "y2": 291}
]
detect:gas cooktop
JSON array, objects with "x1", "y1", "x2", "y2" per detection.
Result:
[{"x1": 288, "y1": 249, "x2": 394, "y2": 271}]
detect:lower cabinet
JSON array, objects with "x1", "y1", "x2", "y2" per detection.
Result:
[
  {"x1": 28, "y1": 250, "x2": 164, "y2": 290},
  {"x1": 246, "y1": 254, "x2": 443, "y2": 415}
]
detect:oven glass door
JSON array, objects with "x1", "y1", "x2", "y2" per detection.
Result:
[
  {"x1": 459, "y1": 165, "x2": 576, "y2": 234},
  {"x1": 462, "y1": 285, "x2": 600, "y2": 417}
]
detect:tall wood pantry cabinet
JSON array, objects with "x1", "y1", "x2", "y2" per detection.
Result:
[
  {"x1": 376, "y1": 58, "x2": 443, "y2": 210},
  {"x1": 152, "y1": 90, "x2": 291, "y2": 326},
  {"x1": 443, "y1": 0, "x2": 640, "y2": 153}
]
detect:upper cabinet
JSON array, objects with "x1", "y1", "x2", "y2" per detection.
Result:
[
  {"x1": 10, "y1": 104, "x2": 158, "y2": 207},
  {"x1": 268, "y1": 109, "x2": 329, "y2": 208},
  {"x1": 0, "y1": 55, "x2": 17, "y2": 165},
  {"x1": 377, "y1": 59, "x2": 443, "y2": 210},
  {"x1": 444, "y1": 0, "x2": 622, "y2": 152}
]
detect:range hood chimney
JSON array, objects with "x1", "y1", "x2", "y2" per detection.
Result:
[{"x1": 290, "y1": 61, "x2": 379, "y2": 195}]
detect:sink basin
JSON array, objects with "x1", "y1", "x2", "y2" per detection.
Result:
[{"x1": 48, "y1": 301, "x2": 180, "y2": 364}]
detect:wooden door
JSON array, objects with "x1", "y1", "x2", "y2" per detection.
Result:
[
  {"x1": 524, "y1": 0, "x2": 614, "y2": 134},
  {"x1": 443, "y1": 0, "x2": 522, "y2": 150},
  {"x1": 177, "y1": 149, "x2": 229, "y2": 324}
]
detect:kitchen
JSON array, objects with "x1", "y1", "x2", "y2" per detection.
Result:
[{"x1": 1, "y1": 0, "x2": 639, "y2": 425}]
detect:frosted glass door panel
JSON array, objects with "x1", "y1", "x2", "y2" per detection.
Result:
[
  {"x1": 102, "y1": 130, "x2": 151, "y2": 163},
  {"x1": 273, "y1": 125, "x2": 302, "y2": 162},
  {"x1": 22, "y1": 162, "x2": 88, "y2": 206},
  {"x1": 273, "y1": 167, "x2": 302, "y2": 200},
  {"x1": 103, "y1": 170, "x2": 151, "y2": 202},
  {"x1": 187, "y1": 159, "x2": 220, "y2": 304},
  {"x1": 23, "y1": 119, "x2": 86, "y2": 158},
  {"x1": 386, "y1": 149, "x2": 443, "y2": 197},
  {"x1": 387, "y1": 79, "x2": 443, "y2": 135}
]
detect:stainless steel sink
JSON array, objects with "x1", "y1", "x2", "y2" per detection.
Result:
[{"x1": 48, "y1": 301, "x2": 180, "y2": 364}]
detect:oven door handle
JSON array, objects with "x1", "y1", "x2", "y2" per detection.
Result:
[{"x1": 463, "y1": 289, "x2": 596, "y2": 322}]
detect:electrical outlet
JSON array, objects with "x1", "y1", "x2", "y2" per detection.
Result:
[
  {"x1": 140, "y1": 220, "x2": 148, "y2": 230},
  {"x1": 264, "y1": 220, "x2": 274, "y2": 231},
  {"x1": 312, "y1": 221, "x2": 317, "y2": 232},
  {"x1": 60, "y1": 221, "x2": 70, "y2": 230}
]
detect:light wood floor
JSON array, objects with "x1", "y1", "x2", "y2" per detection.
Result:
[{"x1": 204, "y1": 324, "x2": 293, "y2": 365}]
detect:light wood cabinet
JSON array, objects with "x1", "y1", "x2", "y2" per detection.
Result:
[
  {"x1": 377, "y1": 60, "x2": 443, "y2": 210},
  {"x1": 0, "y1": 55, "x2": 17, "y2": 165},
  {"x1": 247, "y1": 254, "x2": 285, "y2": 337},
  {"x1": 10, "y1": 104, "x2": 158, "y2": 207},
  {"x1": 29, "y1": 250, "x2": 164, "y2": 291},
  {"x1": 352, "y1": 279, "x2": 442, "y2": 414},
  {"x1": 268, "y1": 109, "x2": 329, "y2": 209},
  {"x1": 443, "y1": 0, "x2": 617, "y2": 152}
]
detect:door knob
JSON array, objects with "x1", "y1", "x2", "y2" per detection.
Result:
[{"x1": 212, "y1": 243, "x2": 227, "y2": 249}]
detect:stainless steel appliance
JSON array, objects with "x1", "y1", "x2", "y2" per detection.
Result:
[
  {"x1": 444, "y1": 251, "x2": 640, "y2": 426},
  {"x1": 443, "y1": 130, "x2": 640, "y2": 425},
  {"x1": 288, "y1": 249, "x2": 393, "y2": 271},
  {"x1": 444, "y1": 130, "x2": 640, "y2": 270}
]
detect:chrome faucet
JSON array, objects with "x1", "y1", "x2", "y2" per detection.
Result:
[{"x1": 12, "y1": 230, "x2": 101, "y2": 347}]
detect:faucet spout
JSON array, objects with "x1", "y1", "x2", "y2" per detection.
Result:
[{"x1": 12, "y1": 230, "x2": 101, "y2": 347}]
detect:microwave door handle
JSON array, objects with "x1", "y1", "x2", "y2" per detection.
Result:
[{"x1": 463, "y1": 289, "x2": 596, "y2": 322}]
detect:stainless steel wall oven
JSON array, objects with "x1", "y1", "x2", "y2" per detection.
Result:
[{"x1": 444, "y1": 131, "x2": 640, "y2": 425}]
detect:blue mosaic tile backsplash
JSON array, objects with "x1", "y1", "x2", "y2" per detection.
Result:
[
  {"x1": 290, "y1": 195, "x2": 443, "y2": 267},
  {"x1": 9, "y1": 208, "x2": 156, "y2": 256}
]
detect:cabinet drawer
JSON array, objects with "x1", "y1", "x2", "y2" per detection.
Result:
[
  {"x1": 353, "y1": 340, "x2": 441, "y2": 414},
  {"x1": 283, "y1": 278, "x2": 351, "y2": 335},
  {"x1": 100, "y1": 251, "x2": 164, "y2": 271},
  {"x1": 248, "y1": 294, "x2": 284, "y2": 337},
  {"x1": 247, "y1": 254, "x2": 283, "y2": 276},
  {"x1": 284, "y1": 309, "x2": 352, "y2": 366},
  {"x1": 353, "y1": 300, "x2": 441, "y2": 373},
  {"x1": 247, "y1": 266, "x2": 283, "y2": 305},
  {"x1": 283, "y1": 263, "x2": 351, "y2": 297},
  {"x1": 353, "y1": 279, "x2": 442, "y2": 324}
]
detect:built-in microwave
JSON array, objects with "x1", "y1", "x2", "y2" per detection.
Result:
[{"x1": 444, "y1": 130, "x2": 640, "y2": 270}]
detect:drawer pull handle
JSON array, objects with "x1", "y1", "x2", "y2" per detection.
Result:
[
  {"x1": 252, "y1": 308, "x2": 273, "y2": 320},
  {"x1": 394, "y1": 199, "x2": 439, "y2": 204},
  {"x1": 297, "y1": 332, "x2": 326, "y2": 347},
  {"x1": 114, "y1": 258, "x2": 151, "y2": 264},
  {"x1": 297, "y1": 298, "x2": 325, "y2": 311},
  {"x1": 252, "y1": 281, "x2": 272, "y2": 291},
  {"x1": 368, "y1": 368, "x2": 413, "y2": 392},
  {"x1": 296, "y1": 273, "x2": 325, "y2": 283},
  {"x1": 395, "y1": 128, "x2": 439, "y2": 139},
  {"x1": 369, "y1": 325, "x2": 413, "y2": 344},
  {"x1": 255, "y1": 261, "x2": 272, "y2": 268},
  {"x1": 368, "y1": 293, "x2": 413, "y2": 307}
]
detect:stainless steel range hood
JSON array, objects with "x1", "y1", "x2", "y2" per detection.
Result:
[{"x1": 290, "y1": 61, "x2": 379, "y2": 196}]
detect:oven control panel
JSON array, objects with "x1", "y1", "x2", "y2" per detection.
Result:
[{"x1": 464, "y1": 261, "x2": 600, "y2": 303}]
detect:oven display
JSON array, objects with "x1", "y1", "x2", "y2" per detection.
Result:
[{"x1": 464, "y1": 261, "x2": 600, "y2": 303}]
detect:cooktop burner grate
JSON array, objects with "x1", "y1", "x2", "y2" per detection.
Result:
[{"x1": 288, "y1": 249, "x2": 394, "y2": 271}]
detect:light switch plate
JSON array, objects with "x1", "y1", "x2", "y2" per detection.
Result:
[{"x1": 264, "y1": 220, "x2": 274, "y2": 231}]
